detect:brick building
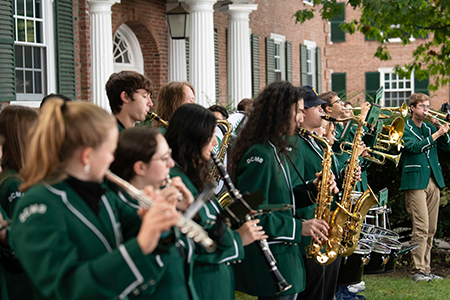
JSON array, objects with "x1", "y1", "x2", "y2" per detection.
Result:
[{"x1": 0, "y1": 0, "x2": 447, "y2": 111}]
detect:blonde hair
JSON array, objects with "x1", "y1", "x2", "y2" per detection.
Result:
[
  {"x1": 20, "y1": 100, "x2": 116, "y2": 191},
  {"x1": 154, "y1": 81, "x2": 195, "y2": 127}
]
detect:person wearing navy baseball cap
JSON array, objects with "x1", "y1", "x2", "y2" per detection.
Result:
[{"x1": 289, "y1": 85, "x2": 345, "y2": 300}]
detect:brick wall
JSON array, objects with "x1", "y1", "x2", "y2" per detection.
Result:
[
  {"x1": 74, "y1": 0, "x2": 91, "y2": 101},
  {"x1": 327, "y1": 5, "x2": 449, "y2": 109}
]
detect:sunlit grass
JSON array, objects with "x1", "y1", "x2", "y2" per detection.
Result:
[{"x1": 234, "y1": 274, "x2": 450, "y2": 300}]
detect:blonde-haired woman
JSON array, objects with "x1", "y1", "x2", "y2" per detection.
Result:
[{"x1": 10, "y1": 100, "x2": 180, "y2": 300}]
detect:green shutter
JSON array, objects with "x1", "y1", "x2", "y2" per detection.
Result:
[
  {"x1": 330, "y1": 3, "x2": 345, "y2": 42},
  {"x1": 414, "y1": 76, "x2": 429, "y2": 95},
  {"x1": 332, "y1": 73, "x2": 346, "y2": 98},
  {"x1": 300, "y1": 44, "x2": 307, "y2": 86},
  {"x1": 186, "y1": 38, "x2": 189, "y2": 82},
  {"x1": 285, "y1": 41, "x2": 293, "y2": 83},
  {"x1": 251, "y1": 34, "x2": 260, "y2": 96},
  {"x1": 316, "y1": 47, "x2": 322, "y2": 94},
  {"x1": 55, "y1": 0, "x2": 76, "y2": 100},
  {"x1": 0, "y1": 0, "x2": 16, "y2": 101},
  {"x1": 214, "y1": 27, "x2": 219, "y2": 102},
  {"x1": 265, "y1": 37, "x2": 275, "y2": 84},
  {"x1": 365, "y1": 72, "x2": 380, "y2": 102}
]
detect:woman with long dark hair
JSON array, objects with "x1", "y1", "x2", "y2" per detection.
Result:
[
  {"x1": 165, "y1": 103, "x2": 266, "y2": 300},
  {"x1": 230, "y1": 81, "x2": 330, "y2": 300}
]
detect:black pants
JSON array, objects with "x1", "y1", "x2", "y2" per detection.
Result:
[
  {"x1": 259, "y1": 293, "x2": 299, "y2": 300},
  {"x1": 296, "y1": 256, "x2": 341, "y2": 300}
]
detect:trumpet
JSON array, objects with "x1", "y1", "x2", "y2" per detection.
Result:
[
  {"x1": 339, "y1": 142, "x2": 402, "y2": 167},
  {"x1": 344, "y1": 103, "x2": 409, "y2": 119},
  {"x1": 425, "y1": 110, "x2": 450, "y2": 126},
  {"x1": 147, "y1": 111, "x2": 169, "y2": 127}
]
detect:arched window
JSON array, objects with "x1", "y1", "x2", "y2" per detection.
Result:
[{"x1": 113, "y1": 24, "x2": 144, "y2": 74}]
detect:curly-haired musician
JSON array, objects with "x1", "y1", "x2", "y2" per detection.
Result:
[{"x1": 231, "y1": 81, "x2": 330, "y2": 300}]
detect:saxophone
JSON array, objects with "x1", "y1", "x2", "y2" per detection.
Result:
[
  {"x1": 299, "y1": 128, "x2": 351, "y2": 265},
  {"x1": 324, "y1": 104, "x2": 380, "y2": 257},
  {"x1": 210, "y1": 120, "x2": 234, "y2": 208}
]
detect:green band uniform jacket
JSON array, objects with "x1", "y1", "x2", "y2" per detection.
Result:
[
  {"x1": 0, "y1": 169, "x2": 24, "y2": 218},
  {"x1": 233, "y1": 141, "x2": 305, "y2": 297},
  {"x1": 10, "y1": 180, "x2": 168, "y2": 300},
  {"x1": 289, "y1": 133, "x2": 344, "y2": 254},
  {"x1": 112, "y1": 186, "x2": 199, "y2": 300},
  {"x1": 400, "y1": 118, "x2": 450, "y2": 190},
  {"x1": 170, "y1": 165, "x2": 244, "y2": 300}
]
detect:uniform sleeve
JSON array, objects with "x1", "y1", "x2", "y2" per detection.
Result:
[
  {"x1": 403, "y1": 126, "x2": 436, "y2": 154},
  {"x1": 437, "y1": 132, "x2": 450, "y2": 151},
  {"x1": 10, "y1": 197, "x2": 165, "y2": 300},
  {"x1": 237, "y1": 148, "x2": 303, "y2": 243},
  {"x1": 0, "y1": 176, "x2": 23, "y2": 218}
]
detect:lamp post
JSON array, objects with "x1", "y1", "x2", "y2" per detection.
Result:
[{"x1": 166, "y1": 4, "x2": 190, "y2": 40}]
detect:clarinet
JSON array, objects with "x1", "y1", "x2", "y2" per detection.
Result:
[
  {"x1": 211, "y1": 153, "x2": 292, "y2": 294},
  {"x1": 105, "y1": 170, "x2": 217, "y2": 252}
]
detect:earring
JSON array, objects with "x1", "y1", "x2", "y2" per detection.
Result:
[{"x1": 84, "y1": 164, "x2": 90, "y2": 174}]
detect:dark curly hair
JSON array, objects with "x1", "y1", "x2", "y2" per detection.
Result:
[
  {"x1": 230, "y1": 81, "x2": 305, "y2": 178},
  {"x1": 165, "y1": 104, "x2": 216, "y2": 191}
]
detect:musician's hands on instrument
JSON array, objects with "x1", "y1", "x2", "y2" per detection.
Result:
[
  {"x1": 136, "y1": 201, "x2": 180, "y2": 255},
  {"x1": 358, "y1": 141, "x2": 370, "y2": 157},
  {"x1": 301, "y1": 219, "x2": 329, "y2": 244},
  {"x1": 354, "y1": 166, "x2": 362, "y2": 182},
  {"x1": 312, "y1": 172, "x2": 339, "y2": 194},
  {"x1": 237, "y1": 219, "x2": 268, "y2": 246},
  {"x1": 432, "y1": 123, "x2": 449, "y2": 141},
  {"x1": 164, "y1": 176, "x2": 194, "y2": 211}
]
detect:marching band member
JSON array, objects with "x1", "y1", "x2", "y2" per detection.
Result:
[
  {"x1": 109, "y1": 127, "x2": 202, "y2": 299},
  {"x1": 106, "y1": 70, "x2": 153, "y2": 131},
  {"x1": 165, "y1": 103, "x2": 266, "y2": 300},
  {"x1": 401, "y1": 93, "x2": 450, "y2": 282},
  {"x1": 10, "y1": 100, "x2": 180, "y2": 300},
  {"x1": 153, "y1": 81, "x2": 195, "y2": 131},
  {"x1": 290, "y1": 86, "x2": 343, "y2": 300},
  {"x1": 0, "y1": 106, "x2": 38, "y2": 300},
  {"x1": 230, "y1": 81, "x2": 329, "y2": 300}
]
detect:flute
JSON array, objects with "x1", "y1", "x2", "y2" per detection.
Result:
[
  {"x1": 106, "y1": 170, "x2": 216, "y2": 252},
  {"x1": 210, "y1": 153, "x2": 292, "y2": 294}
]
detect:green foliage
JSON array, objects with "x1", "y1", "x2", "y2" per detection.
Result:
[{"x1": 293, "y1": 0, "x2": 450, "y2": 91}]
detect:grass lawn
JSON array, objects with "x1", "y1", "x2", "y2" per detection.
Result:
[{"x1": 235, "y1": 274, "x2": 450, "y2": 300}]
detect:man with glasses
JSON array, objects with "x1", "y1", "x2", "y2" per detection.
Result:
[{"x1": 401, "y1": 93, "x2": 450, "y2": 282}]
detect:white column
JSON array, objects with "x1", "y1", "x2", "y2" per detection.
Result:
[
  {"x1": 88, "y1": 0, "x2": 120, "y2": 112},
  {"x1": 185, "y1": 0, "x2": 217, "y2": 107},
  {"x1": 220, "y1": 3, "x2": 257, "y2": 107},
  {"x1": 168, "y1": 38, "x2": 187, "y2": 82}
]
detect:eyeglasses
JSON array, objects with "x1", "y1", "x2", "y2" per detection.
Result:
[
  {"x1": 151, "y1": 148, "x2": 173, "y2": 164},
  {"x1": 417, "y1": 104, "x2": 430, "y2": 110},
  {"x1": 330, "y1": 98, "x2": 342, "y2": 106}
]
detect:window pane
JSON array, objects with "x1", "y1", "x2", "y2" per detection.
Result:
[
  {"x1": 25, "y1": 70, "x2": 33, "y2": 93},
  {"x1": 275, "y1": 72, "x2": 282, "y2": 81},
  {"x1": 17, "y1": 0, "x2": 25, "y2": 16},
  {"x1": 35, "y1": 0, "x2": 42, "y2": 18},
  {"x1": 24, "y1": 46, "x2": 32, "y2": 68},
  {"x1": 399, "y1": 91, "x2": 404, "y2": 99},
  {"x1": 17, "y1": 19, "x2": 25, "y2": 42},
  {"x1": 27, "y1": 20, "x2": 34, "y2": 43},
  {"x1": 124, "y1": 51, "x2": 130, "y2": 63},
  {"x1": 385, "y1": 100, "x2": 391, "y2": 107},
  {"x1": 16, "y1": 70, "x2": 24, "y2": 93},
  {"x1": 406, "y1": 81, "x2": 411, "y2": 89},
  {"x1": 36, "y1": 21, "x2": 43, "y2": 43},
  {"x1": 307, "y1": 74, "x2": 313, "y2": 86},
  {"x1": 385, "y1": 82, "x2": 389, "y2": 89},
  {"x1": 34, "y1": 71, "x2": 42, "y2": 93},
  {"x1": 15, "y1": 45, "x2": 23, "y2": 67},
  {"x1": 399, "y1": 82, "x2": 404, "y2": 89},
  {"x1": 392, "y1": 82, "x2": 397, "y2": 89},
  {"x1": 34, "y1": 47, "x2": 41, "y2": 68},
  {"x1": 116, "y1": 56, "x2": 122, "y2": 63},
  {"x1": 26, "y1": 0, "x2": 33, "y2": 17},
  {"x1": 385, "y1": 73, "x2": 389, "y2": 81}
]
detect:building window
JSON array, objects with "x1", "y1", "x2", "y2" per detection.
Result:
[
  {"x1": 113, "y1": 24, "x2": 144, "y2": 74},
  {"x1": 13, "y1": 0, "x2": 56, "y2": 106},
  {"x1": 380, "y1": 68, "x2": 413, "y2": 107},
  {"x1": 271, "y1": 33, "x2": 286, "y2": 81},
  {"x1": 304, "y1": 40, "x2": 316, "y2": 88},
  {"x1": 303, "y1": 0, "x2": 314, "y2": 5}
]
